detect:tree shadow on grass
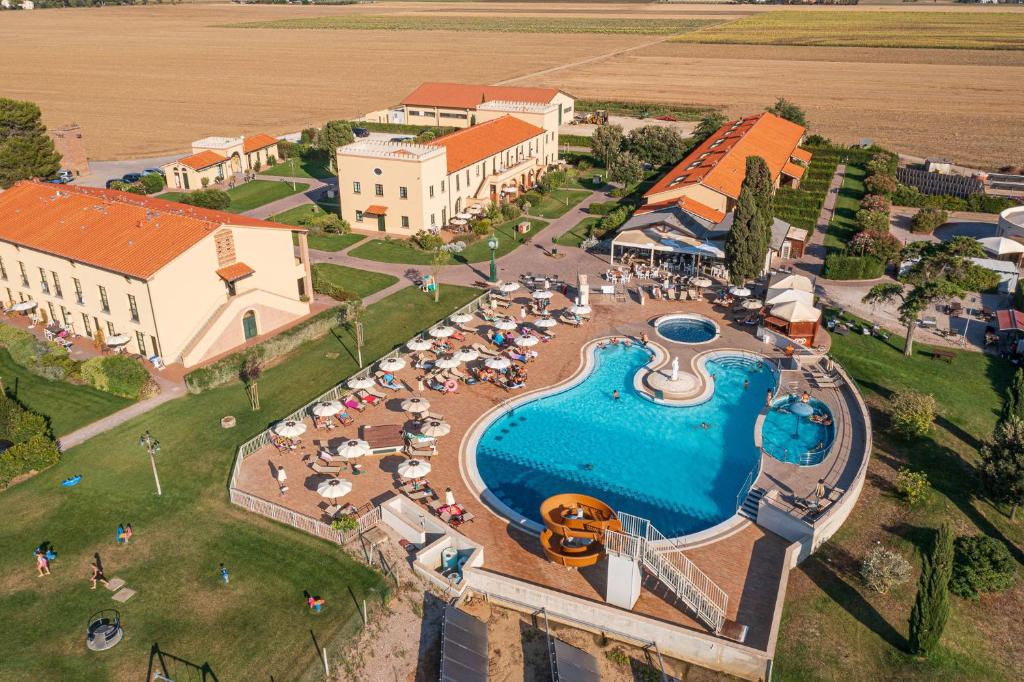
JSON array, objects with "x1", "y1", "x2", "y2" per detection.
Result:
[{"x1": 147, "y1": 642, "x2": 219, "y2": 682}]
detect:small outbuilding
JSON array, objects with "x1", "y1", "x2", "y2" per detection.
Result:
[{"x1": 763, "y1": 300, "x2": 822, "y2": 346}]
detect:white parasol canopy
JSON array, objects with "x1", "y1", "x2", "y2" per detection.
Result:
[
  {"x1": 378, "y1": 357, "x2": 406, "y2": 372},
  {"x1": 569, "y1": 304, "x2": 591, "y2": 315},
  {"x1": 406, "y1": 337, "x2": 433, "y2": 351},
  {"x1": 768, "y1": 272, "x2": 814, "y2": 293},
  {"x1": 485, "y1": 357, "x2": 511, "y2": 370},
  {"x1": 467, "y1": 204, "x2": 483, "y2": 214},
  {"x1": 532, "y1": 290, "x2": 553, "y2": 300},
  {"x1": 10, "y1": 301, "x2": 37, "y2": 312},
  {"x1": 316, "y1": 478, "x2": 353, "y2": 499},
  {"x1": 429, "y1": 325, "x2": 455, "y2": 339},
  {"x1": 534, "y1": 317, "x2": 557, "y2": 328},
  {"x1": 691, "y1": 277, "x2": 712, "y2": 288},
  {"x1": 336, "y1": 439, "x2": 370, "y2": 459},
  {"x1": 769, "y1": 300, "x2": 822, "y2": 323},
  {"x1": 729, "y1": 286, "x2": 751, "y2": 298},
  {"x1": 105, "y1": 334, "x2": 131, "y2": 347},
  {"x1": 450, "y1": 312, "x2": 474, "y2": 324},
  {"x1": 312, "y1": 400, "x2": 343, "y2": 417},
  {"x1": 765, "y1": 287, "x2": 814, "y2": 307},
  {"x1": 347, "y1": 376, "x2": 375, "y2": 390},
  {"x1": 497, "y1": 281, "x2": 520, "y2": 294},
  {"x1": 434, "y1": 357, "x2": 460, "y2": 369},
  {"x1": 978, "y1": 236, "x2": 1024, "y2": 256},
  {"x1": 274, "y1": 420, "x2": 307, "y2": 438},
  {"x1": 514, "y1": 335, "x2": 539, "y2": 347},
  {"x1": 397, "y1": 459, "x2": 432, "y2": 480},
  {"x1": 420, "y1": 420, "x2": 451, "y2": 438},
  {"x1": 450, "y1": 218, "x2": 467, "y2": 226},
  {"x1": 452, "y1": 348, "x2": 479, "y2": 363},
  {"x1": 401, "y1": 396, "x2": 431, "y2": 413},
  {"x1": 445, "y1": 489, "x2": 457, "y2": 506},
  {"x1": 455, "y1": 212, "x2": 472, "y2": 220},
  {"x1": 493, "y1": 319, "x2": 517, "y2": 331},
  {"x1": 741, "y1": 299, "x2": 763, "y2": 311}
]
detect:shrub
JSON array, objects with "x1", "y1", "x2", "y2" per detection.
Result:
[
  {"x1": 500, "y1": 203, "x2": 521, "y2": 221},
  {"x1": 855, "y1": 208, "x2": 890, "y2": 233},
  {"x1": 471, "y1": 219, "x2": 491, "y2": 236},
  {"x1": 311, "y1": 267, "x2": 355, "y2": 302},
  {"x1": 80, "y1": 355, "x2": 151, "y2": 399},
  {"x1": 576, "y1": 159, "x2": 592, "y2": 172},
  {"x1": 911, "y1": 207, "x2": 948, "y2": 234},
  {"x1": 860, "y1": 193, "x2": 891, "y2": 213},
  {"x1": 299, "y1": 212, "x2": 349, "y2": 235},
  {"x1": 266, "y1": 155, "x2": 276, "y2": 166},
  {"x1": 850, "y1": 230, "x2": 901, "y2": 264},
  {"x1": 277, "y1": 139, "x2": 298, "y2": 159},
  {"x1": 822, "y1": 253, "x2": 884, "y2": 280},
  {"x1": 179, "y1": 188, "x2": 231, "y2": 211},
  {"x1": 0, "y1": 324, "x2": 78, "y2": 381},
  {"x1": 587, "y1": 201, "x2": 620, "y2": 216},
  {"x1": 109, "y1": 180, "x2": 146, "y2": 195},
  {"x1": 950, "y1": 535, "x2": 1016, "y2": 600},
  {"x1": 519, "y1": 190, "x2": 543, "y2": 208},
  {"x1": 413, "y1": 231, "x2": 443, "y2": 251},
  {"x1": 0, "y1": 392, "x2": 58, "y2": 489},
  {"x1": 866, "y1": 151, "x2": 898, "y2": 177},
  {"x1": 890, "y1": 390, "x2": 936, "y2": 439},
  {"x1": 539, "y1": 170, "x2": 567, "y2": 194},
  {"x1": 140, "y1": 173, "x2": 164, "y2": 194},
  {"x1": 200, "y1": 176, "x2": 210, "y2": 188},
  {"x1": 599, "y1": 206, "x2": 631, "y2": 233},
  {"x1": 861, "y1": 545, "x2": 913, "y2": 594},
  {"x1": 805, "y1": 134, "x2": 831, "y2": 146},
  {"x1": 865, "y1": 173, "x2": 898, "y2": 196},
  {"x1": 331, "y1": 515, "x2": 359, "y2": 532},
  {"x1": 895, "y1": 468, "x2": 930, "y2": 507}
]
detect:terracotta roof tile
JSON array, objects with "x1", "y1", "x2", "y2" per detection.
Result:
[
  {"x1": 0, "y1": 182, "x2": 300, "y2": 281},
  {"x1": 791, "y1": 147, "x2": 813, "y2": 164},
  {"x1": 364, "y1": 205, "x2": 388, "y2": 215},
  {"x1": 781, "y1": 161, "x2": 807, "y2": 179},
  {"x1": 242, "y1": 133, "x2": 278, "y2": 154},
  {"x1": 429, "y1": 116, "x2": 545, "y2": 174},
  {"x1": 401, "y1": 82, "x2": 560, "y2": 109},
  {"x1": 216, "y1": 262, "x2": 255, "y2": 282},
  {"x1": 677, "y1": 197, "x2": 726, "y2": 224},
  {"x1": 644, "y1": 112, "x2": 807, "y2": 202},
  {"x1": 177, "y1": 150, "x2": 227, "y2": 171}
]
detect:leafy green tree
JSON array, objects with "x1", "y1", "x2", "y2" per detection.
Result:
[
  {"x1": 850, "y1": 230, "x2": 901, "y2": 264},
  {"x1": 767, "y1": 97, "x2": 808, "y2": 127},
  {"x1": 625, "y1": 125, "x2": 686, "y2": 168},
  {"x1": 724, "y1": 155, "x2": 773, "y2": 285},
  {"x1": 590, "y1": 124, "x2": 624, "y2": 167},
  {"x1": 865, "y1": 173, "x2": 898, "y2": 196},
  {"x1": 178, "y1": 188, "x2": 231, "y2": 211},
  {"x1": 140, "y1": 173, "x2": 164, "y2": 194},
  {"x1": 1000, "y1": 369, "x2": 1024, "y2": 426},
  {"x1": 980, "y1": 415, "x2": 1024, "y2": 520},
  {"x1": 0, "y1": 99, "x2": 62, "y2": 187},
  {"x1": 691, "y1": 111, "x2": 728, "y2": 144},
  {"x1": 607, "y1": 151, "x2": 644, "y2": 188},
  {"x1": 863, "y1": 237, "x2": 998, "y2": 356},
  {"x1": 318, "y1": 120, "x2": 354, "y2": 172},
  {"x1": 911, "y1": 207, "x2": 948, "y2": 234},
  {"x1": 889, "y1": 390, "x2": 936, "y2": 439},
  {"x1": 950, "y1": 535, "x2": 1016, "y2": 600},
  {"x1": 908, "y1": 523, "x2": 954, "y2": 655},
  {"x1": 855, "y1": 208, "x2": 890, "y2": 233}
]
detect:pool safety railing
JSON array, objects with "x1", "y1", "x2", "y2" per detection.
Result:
[
  {"x1": 736, "y1": 468, "x2": 757, "y2": 512},
  {"x1": 605, "y1": 512, "x2": 728, "y2": 634}
]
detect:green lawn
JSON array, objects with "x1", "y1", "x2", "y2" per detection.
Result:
[
  {"x1": 774, "y1": 328, "x2": 1023, "y2": 681},
  {"x1": 0, "y1": 284, "x2": 480, "y2": 680},
  {"x1": 260, "y1": 156, "x2": 333, "y2": 180},
  {"x1": 556, "y1": 216, "x2": 601, "y2": 248},
  {"x1": 311, "y1": 263, "x2": 398, "y2": 299},
  {"x1": 157, "y1": 180, "x2": 309, "y2": 214},
  {"x1": 348, "y1": 217, "x2": 549, "y2": 265},
  {"x1": 277, "y1": 205, "x2": 365, "y2": 252},
  {"x1": 527, "y1": 189, "x2": 591, "y2": 219},
  {"x1": 826, "y1": 163, "x2": 868, "y2": 251},
  {"x1": 565, "y1": 168, "x2": 606, "y2": 191},
  {"x1": 0, "y1": 349, "x2": 132, "y2": 437}
]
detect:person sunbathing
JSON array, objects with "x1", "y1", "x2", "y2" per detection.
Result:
[{"x1": 380, "y1": 373, "x2": 402, "y2": 390}]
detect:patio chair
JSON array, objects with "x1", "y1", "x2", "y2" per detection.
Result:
[
  {"x1": 311, "y1": 462, "x2": 342, "y2": 475},
  {"x1": 356, "y1": 389, "x2": 381, "y2": 407},
  {"x1": 324, "y1": 504, "x2": 341, "y2": 518},
  {"x1": 366, "y1": 386, "x2": 389, "y2": 400},
  {"x1": 471, "y1": 343, "x2": 498, "y2": 357},
  {"x1": 427, "y1": 499, "x2": 444, "y2": 514},
  {"x1": 342, "y1": 394, "x2": 366, "y2": 412},
  {"x1": 423, "y1": 410, "x2": 445, "y2": 422}
]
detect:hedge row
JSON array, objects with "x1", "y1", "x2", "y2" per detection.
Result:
[
  {"x1": 81, "y1": 356, "x2": 152, "y2": 399},
  {"x1": 574, "y1": 99, "x2": 715, "y2": 121},
  {"x1": 823, "y1": 253, "x2": 884, "y2": 280},
  {"x1": 559, "y1": 134, "x2": 591, "y2": 148},
  {"x1": 312, "y1": 267, "x2": 356, "y2": 303},
  {"x1": 350, "y1": 121, "x2": 457, "y2": 137},
  {"x1": 0, "y1": 392, "x2": 59, "y2": 489},
  {"x1": 184, "y1": 305, "x2": 352, "y2": 394},
  {"x1": 891, "y1": 184, "x2": 1016, "y2": 214},
  {"x1": 0, "y1": 323, "x2": 78, "y2": 382}
]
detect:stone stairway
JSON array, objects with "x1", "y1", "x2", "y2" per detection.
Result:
[{"x1": 737, "y1": 487, "x2": 765, "y2": 522}]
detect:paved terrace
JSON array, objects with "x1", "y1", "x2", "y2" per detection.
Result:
[{"x1": 234, "y1": 291, "x2": 864, "y2": 652}]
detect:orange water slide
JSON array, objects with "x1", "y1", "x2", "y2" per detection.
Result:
[{"x1": 539, "y1": 493, "x2": 621, "y2": 567}]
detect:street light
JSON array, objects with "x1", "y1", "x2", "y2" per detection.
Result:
[
  {"x1": 487, "y1": 236, "x2": 499, "y2": 283},
  {"x1": 138, "y1": 430, "x2": 162, "y2": 496}
]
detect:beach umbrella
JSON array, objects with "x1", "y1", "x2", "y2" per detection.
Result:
[
  {"x1": 311, "y1": 400, "x2": 343, "y2": 417},
  {"x1": 401, "y1": 396, "x2": 431, "y2": 413},
  {"x1": 493, "y1": 319, "x2": 517, "y2": 331},
  {"x1": 397, "y1": 459, "x2": 432, "y2": 480},
  {"x1": 450, "y1": 218, "x2": 467, "y2": 227},
  {"x1": 532, "y1": 290, "x2": 553, "y2": 300},
  {"x1": 455, "y1": 212, "x2": 472, "y2": 220},
  {"x1": 445, "y1": 489, "x2": 457, "y2": 506},
  {"x1": 514, "y1": 335, "x2": 539, "y2": 347},
  {"x1": 378, "y1": 357, "x2": 406, "y2": 372},
  {"x1": 497, "y1": 281, "x2": 520, "y2": 294},
  {"x1": 569, "y1": 304, "x2": 591, "y2": 315},
  {"x1": 336, "y1": 439, "x2": 370, "y2": 460},
  {"x1": 105, "y1": 334, "x2": 131, "y2": 347},
  {"x1": 485, "y1": 357, "x2": 511, "y2": 370},
  {"x1": 434, "y1": 357, "x2": 460, "y2": 369},
  {"x1": 316, "y1": 478, "x2": 353, "y2": 499},
  {"x1": 691, "y1": 277, "x2": 712, "y2": 288},
  {"x1": 741, "y1": 299, "x2": 763, "y2": 311},
  {"x1": 347, "y1": 376, "x2": 375, "y2": 390},
  {"x1": 729, "y1": 286, "x2": 751, "y2": 298},
  {"x1": 10, "y1": 301, "x2": 37, "y2": 312},
  {"x1": 452, "y1": 348, "x2": 479, "y2": 363},
  {"x1": 790, "y1": 400, "x2": 814, "y2": 437},
  {"x1": 534, "y1": 317, "x2": 557, "y2": 329},
  {"x1": 274, "y1": 420, "x2": 307, "y2": 438},
  {"x1": 467, "y1": 204, "x2": 483, "y2": 214},
  {"x1": 420, "y1": 420, "x2": 451, "y2": 438},
  {"x1": 429, "y1": 325, "x2": 455, "y2": 338},
  {"x1": 450, "y1": 312, "x2": 473, "y2": 324},
  {"x1": 406, "y1": 337, "x2": 433, "y2": 351}
]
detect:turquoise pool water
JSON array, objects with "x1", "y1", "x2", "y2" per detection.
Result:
[
  {"x1": 475, "y1": 345, "x2": 777, "y2": 536},
  {"x1": 762, "y1": 397, "x2": 835, "y2": 466},
  {"x1": 657, "y1": 316, "x2": 718, "y2": 344}
]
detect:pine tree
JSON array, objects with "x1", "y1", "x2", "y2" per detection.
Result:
[
  {"x1": 1000, "y1": 368, "x2": 1024, "y2": 425},
  {"x1": 980, "y1": 416, "x2": 1024, "y2": 521},
  {"x1": 0, "y1": 98, "x2": 62, "y2": 188},
  {"x1": 908, "y1": 523, "x2": 954, "y2": 654},
  {"x1": 724, "y1": 155, "x2": 773, "y2": 285}
]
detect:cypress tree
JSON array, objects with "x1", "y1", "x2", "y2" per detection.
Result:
[
  {"x1": 0, "y1": 98, "x2": 61, "y2": 188},
  {"x1": 908, "y1": 522, "x2": 954, "y2": 654},
  {"x1": 1000, "y1": 368, "x2": 1024, "y2": 425},
  {"x1": 724, "y1": 155, "x2": 773, "y2": 285}
]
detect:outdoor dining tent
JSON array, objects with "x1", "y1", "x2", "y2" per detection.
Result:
[
  {"x1": 763, "y1": 300, "x2": 822, "y2": 346},
  {"x1": 978, "y1": 236, "x2": 1024, "y2": 266},
  {"x1": 439, "y1": 605, "x2": 488, "y2": 682},
  {"x1": 765, "y1": 287, "x2": 814, "y2": 308},
  {"x1": 767, "y1": 272, "x2": 814, "y2": 293}
]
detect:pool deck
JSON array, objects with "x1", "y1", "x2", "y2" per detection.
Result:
[{"x1": 234, "y1": 289, "x2": 866, "y2": 656}]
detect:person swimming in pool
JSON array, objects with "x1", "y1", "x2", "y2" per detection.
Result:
[
  {"x1": 700, "y1": 422, "x2": 710, "y2": 430},
  {"x1": 612, "y1": 390, "x2": 620, "y2": 400},
  {"x1": 743, "y1": 379, "x2": 750, "y2": 391}
]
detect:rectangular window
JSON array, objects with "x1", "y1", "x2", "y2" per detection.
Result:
[
  {"x1": 106, "y1": 321, "x2": 115, "y2": 336},
  {"x1": 401, "y1": 216, "x2": 409, "y2": 228},
  {"x1": 352, "y1": 181, "x2": 361, "y2": 194},
  {"x1": 136, "y1": 331, "x2": 146, "y2": 356},
  {"x1": 47, "y1": 301, "x2": 56, "y2": 323},
  {"x1": 399, "y1": 186, "x2": 408, "y2": 199},
  {"x1": 73, "y1": 278, "x2": 84, "y2": 305},
  {"x1": 429, "y1": 185, "x2": 434, "y2": 198},
  {"x1": 374, "y1": 184, "x2": 383, "y2": 197},
  {"x1": 441, "y1": 181, "x2": 445, "y2": 193},
  {"x1": 51, "y1": 271, "x2": 62, "y2": 298},
  {"x1": 18, "y1": 261, "x2": 28, "y2": 287},
  {"x1": 0, "y1": 257, "x2": 7, "y2": 281},
  {"x1": 98, "y1": 285, "x2": 109, "y2": 313},
  {"x1": 455, "y1": 175, "x2": 460, "y2": 191},
  {"x1": 128, "y1": 294, "x2": 139, "y2": 322},
  {"x1": 151, "y1": 335, "x2": 159, "y2": 357},
  {"x1": 61, "y1": 305, "x2": 71, "y2": 325},
  {"x1": 355, "y1": 210, "x2": 364, "y2": 223},
  {"x1": 465, "y1": 169, "x2": 470, "y2": 185},
  {"x1": 38, "y1": 268, "x2": 49, "y2": 295},
  {"x1": 81, "y1": 313, "x2": 92, "y2": 337},
  {"x1": 430, "y1": 213, "x2": 436, "y2": 226}
]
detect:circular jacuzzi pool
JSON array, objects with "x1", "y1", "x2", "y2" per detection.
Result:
[{"x1": 655, "y1": 314, "x2": 719, "y2": 345}]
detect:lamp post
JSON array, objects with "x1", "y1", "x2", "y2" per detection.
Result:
[
  {"x1": 488, "y1": 236, "x2": 499, "y2": 283},
  {"x1": 139, "y1": 430, "x2": 162, "y2": 496}
]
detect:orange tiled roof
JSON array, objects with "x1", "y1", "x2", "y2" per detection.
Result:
[
  {"x1": 0, "y1": 182, "x2": 300, "y2": 281},
  {"x1": 781, "y1": 161, "x2": 806, "y2": 180},
  {"x1": 677, "y1": 197, "x2": 726, "y2": 224},
  {"x1": 364, "y1": 205, "x2": 388, "y2": 215},
  {"x1": 644, "y1": 112, "x2": 807, "y2": 202},
  {"x1": 429, "y1": 116, "x2": 545, "y2": 174},
  {"x1": 243, "y1": 133, "x2": 278, "y2": 154},
  {"x1": 177, "y1": 150, "x2": 227, "y2": 171},
  {"x1": 791, "y1": 147, "x2": 813, "y2": 164},
  {"x1": 216, "y1": 262, "x2": 255, "y2": 282},
  {"x1": 401, "y1": 82, "x2": 561, "y2": 109}
]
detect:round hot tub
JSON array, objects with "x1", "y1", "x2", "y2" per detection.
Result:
[{"x1": 655, "y1": 314, "x2": 720, "y2": 345}]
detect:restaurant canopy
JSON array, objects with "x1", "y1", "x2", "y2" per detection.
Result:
[
  {"x1": 768, "y1": 272, "x2": 814, "y2": 293},
  {"x1": 609, "y1": 223, "x2": 725, "y2": 265},
  {"x1": 769, "y1": 300, "x2": 822, "y2": 323},
  {"x1": 765, "y1": 287, "x2": 814, "y2": 308}
]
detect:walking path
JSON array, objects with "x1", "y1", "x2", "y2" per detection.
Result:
[
  {"x1": 797, "y1": 163, "x2": 845, "y2": 278},
  {"x1": 244, "y1": 175, "x2": 334, "y2": 220}
]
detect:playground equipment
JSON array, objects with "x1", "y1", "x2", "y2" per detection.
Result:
[
  {"x1": 86, "y1": 609, "x2": 123, "y2": 651},
  {"x1": 539, "y1": 493, "x2": 621, "y2": 568}
]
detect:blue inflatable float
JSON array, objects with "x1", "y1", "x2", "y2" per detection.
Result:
[{"x1": 61, "y1": 475, "x2": 81, "y2": 488}]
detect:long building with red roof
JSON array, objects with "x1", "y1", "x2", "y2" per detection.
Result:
[
  {"x1": 0, "y1": 182, "x2": 311, "y2": 368},
  {"x1": 161, "y1": 133, "x2": 281, "y2": 191},
  {"x1": 396, "y1": 81, "x2": 575, "y2": 128}
]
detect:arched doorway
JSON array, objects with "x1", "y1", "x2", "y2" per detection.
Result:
[
  {"x1": 242, "y1": 310, "x2": 257, "y2": 340},
  {"x1": 230, "y1": 152, "x2": 242, "y2": 174}
]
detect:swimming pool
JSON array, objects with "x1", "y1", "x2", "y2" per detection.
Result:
[
  {"x1": 762, "y1": 397, "x2": 835, "y2": 466},
  {"x1": 473, "y1": 345, "x2": 777, "y2": 537},
  {"x1": 655, "y1": 314, "x2": 719, "y2": 345}
]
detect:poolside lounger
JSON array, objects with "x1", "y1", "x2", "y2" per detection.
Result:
[
  {"x1": 423, "y1": 410, "x2": 445, "y2": 422},
  {"x1": 356, "y1": 389, "x2": 381, "y2": 406},
  {"x1": 449, "y1": 366, "x2": 470, "y2": 381},
  {"x1": 406, "y1": 489, "x2": 432, "y2": 501},
  {"x1": 427, "y1": 499, "x2": 444, "y2": 514},
  {"x1": 366, "y1": 386, "x2": 389, "y2": 400},
  {"x1": 342, "y1": 394, "x2": 366, "y2": 412},
  {"x1": 311, "y1": 462, "x2": 343, "y2": 475},
  {"x1": 471, "y1": 343, "x2": 498, "y2": 357},
  {"x1": 459, "y1": 511, "x2": 475, "y2": 524},
  {"x1": 406, "y1": 442, "x2": 436, "y2": 458}
]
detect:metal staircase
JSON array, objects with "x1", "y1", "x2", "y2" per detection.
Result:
[{"x1": 604, "y1": 513, "x2": 728, "y2": 634}]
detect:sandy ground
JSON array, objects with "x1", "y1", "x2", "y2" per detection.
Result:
[{"x1": 562, "y1": 114, "x2": 697, "y2": 139}]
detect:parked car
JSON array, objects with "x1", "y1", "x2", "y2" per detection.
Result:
[
  {"x1": 353, "y1": 127, "x2": 370, "y2": 138},
  {"x1": 49, "y1": 170, "x2": 74, "y2": 184},
  {"x1": 390, "y1": 136, "x2": 414, "y2": 142},
  {"x1": 143, "y1": 168, "x2": 165, "y2": 178},
  {"x1": 105, "y1": 178, "x2": 122, "y2": 189},
  {"x1": 121, "y1": 173, "x2": 144, "y2": 184}
]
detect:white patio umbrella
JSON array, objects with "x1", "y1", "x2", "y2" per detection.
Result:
[
  {"x1": 467, "y1": 204, "x2": 483, "y2": 214},
  {"x1": 493, "y1": 319, "x2": 517, "y2": 331},
  {"x1": 378, "y1": 357, "x2": 406, "y2": 372},
  {"x1": 434, "y1": 357, "x2": 460, "y2": 369},
  {"x1": 514, "y1": 335, "x2": 539, "y2": 347},
  {"x1": 455, "y1": 212, "x2": 472, "y2": 220},
  {"x1": 452, "y1": 348, "x2": 479, "y2": 363},
  {"x1": 450, "y1": 312, "x2": 473, "y2": 325},
  {"x1": 532, "y1": 290, "x2": 553, "y2": 300},
  {"x1": 485, "y1": 357, "x2": 511, "y2": 370},
  {"x1": 336, "y1": 439, "x2": 370, "y2": 460},
  {"x1": 312, "y1": 400, "x2": 343, "y2": 417},
  {"x1": 729, "y1": 286, "x2": 751, "y2": 298},
  {"x1": 569, "y1": 304, "x2": 592, "y2": 315},
  {"x1": 274, "y1": 420, "x2": 307, "y2": 438},
  {"x1": 401, "y1": 396, "x2": 431, "y2": 413},
  {"x1": 406, "y1": 337, "x2": 433, "y2": 352},
  {"x1": 497, "y1": 281, "x2": 520, "y2": 294},
  {"x1": 420, "y1": 420, "x2": 451, "y2": 438},
  {"x1": 10, "y1": 301, "x2": 37, "y2": 312},
  {"x1": 534, "y1": 317, "x2": 558, "y2": 328},
  {"x1": 450, "y1": 218, "x2": 467, "y2": 227},
  {"x1": 347, "y1": 376, "x2": 375, "y2": 390},
  {"x1": 445, "y1": 489, "x2": 457, "y2": 506},
  {"x1": 741, "y1": 299, "x2": 763, "y2": 311},
  {"x1": 316, "y1": 478, "x2": 353, "y2": 499},
  {"x1": 397, "y1": 459, "x2": 432, "y2": 480},
  {"x1": 105, "y1": 334, "x2": 131, "y2": 347},
  {"x1": 691, "y1": 277, "x2": 712, "y2": 288},
  {"x1": 429, "y1": 325, "x2": 455, "y2": 339}
]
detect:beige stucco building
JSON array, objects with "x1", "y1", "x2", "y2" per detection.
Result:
[
  {"x1": 336, "y1": 114, "x2": 556, "y2": 236},
  {"x1": 393, "y1": 82, "x2": 575, "y2": 129},
  {"x1": 0, "y1": 182, "x2": 311, "y2": 368},
  {"x1": 161, "y1": 133, "x2": 280, "y2": 191}
]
